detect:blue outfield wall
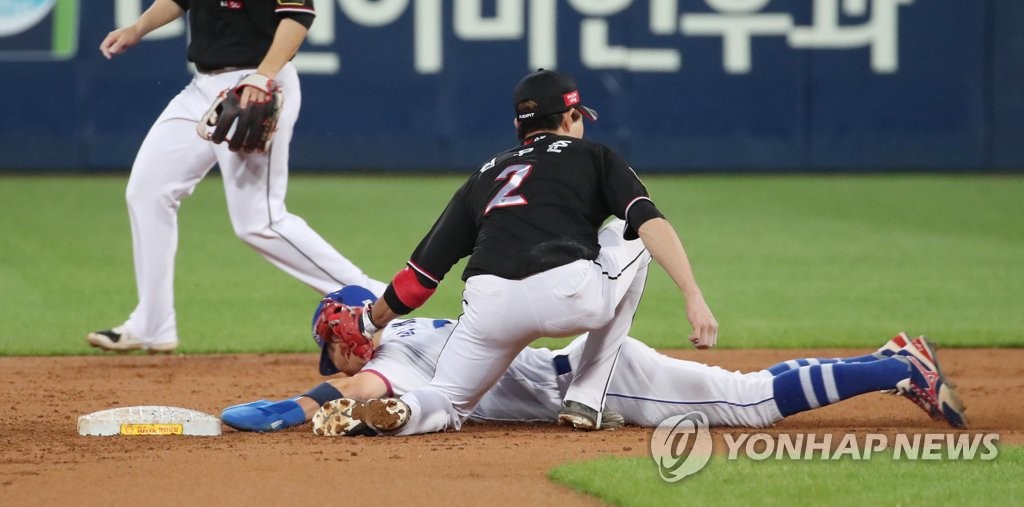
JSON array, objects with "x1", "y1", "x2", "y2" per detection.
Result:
[{"x1": 0, "y1": 0, "x2": 1021, "y2": 172}]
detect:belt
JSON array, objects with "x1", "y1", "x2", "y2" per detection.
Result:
[
  {"x1": 553, "y1": 354, "x2": 572, "y2": 376},
  {"x1": 196, "y1": 65, "x2": 248, "y2": 75}
]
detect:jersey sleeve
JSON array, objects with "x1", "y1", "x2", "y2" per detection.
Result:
[
  {"x1": 171, "y1": 0, "x2": 188, "y2": 11},
  {"x1": 598, "y1": 146, "x2": 665, "y2": 239},
  {"x1": 382, "y1": 179, "x2": 478, "y2": 314},
  {"x1": 275, "y1": 0, "x2": 316, "y2": 29}
]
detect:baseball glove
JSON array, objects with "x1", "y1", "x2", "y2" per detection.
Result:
[
  {"x1": 314, "y1": 299, "x2": 375, "y2": 361},
  {"x1": 196, "y1": 74, "x2": 283, "y2": 153}
]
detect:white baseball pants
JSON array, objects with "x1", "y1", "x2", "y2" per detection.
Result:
[
  {"x1": 396, "y1": 221, "x2": 651, "y2": 434},
  {"x1": 122, "y1": 63, "x2": 384, "y2": 346}
]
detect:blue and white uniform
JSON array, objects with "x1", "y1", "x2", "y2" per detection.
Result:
[{"x1": 363, "y1": 318, "x2": 782, "y2": 428}]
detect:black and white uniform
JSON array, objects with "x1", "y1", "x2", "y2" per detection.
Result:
[
  {"x1": 121, "y1": 0, "x2": 383, "y2": 348},
  {"x1": 381, "y1": 135, "x2": 665, "y2": 435}
]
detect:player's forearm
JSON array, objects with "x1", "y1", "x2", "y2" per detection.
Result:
[
  {"x1": 257, "y1": 18, "x2": 307, "y2": 79},
  {"x1": 134, "y1": 0, "x2": 184, "y2": 36},
  {"x1": 638, "y1": 218, "x2": 704, "y2": 300}
]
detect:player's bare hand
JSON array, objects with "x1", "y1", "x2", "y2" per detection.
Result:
[
  {"x1": 100, "y1": 26, "x2": 143, "y2": 59},
  {"x1": 686, "y1": 296, "x2": 718, "y2": 349}
]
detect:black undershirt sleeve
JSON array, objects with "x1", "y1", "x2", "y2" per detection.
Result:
[
  {"x1": 623, "y1": 198, "x2": 665, "y2": 240},
  {"x1": 279, "y1": 12, "x2": 315, "y2": 29}
]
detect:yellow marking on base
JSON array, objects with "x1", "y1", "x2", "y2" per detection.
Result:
[{"x1": 119, "y1": 423, "x2": 184, "y2": 435}]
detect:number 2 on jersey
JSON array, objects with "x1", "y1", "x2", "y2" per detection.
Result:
[{"x1": 484, "y1": 164, "x2": 532, "y2": 215}]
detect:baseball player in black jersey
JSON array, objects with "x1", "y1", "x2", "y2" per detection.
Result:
[
  {"x1": 322, "y1": 69, "x2": 718, "y2": 435},
  {"x1": 88, "y1": 0, "x2": 384, "y2": 353}
]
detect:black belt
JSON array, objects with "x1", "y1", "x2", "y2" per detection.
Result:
[
  {"x1": 553, "y1": 354, "x2": 572, "y2": 376},
  {"x1": 195, "y1": 65, "x2": 248, "y2": 75}
]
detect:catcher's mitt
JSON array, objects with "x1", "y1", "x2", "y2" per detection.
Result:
[
  {"x1": 314, "y1": 299, "x2": 375, "y2": 361},
  {"x1": 196, "y1": 73, "x2": 283, "y2": 153}
]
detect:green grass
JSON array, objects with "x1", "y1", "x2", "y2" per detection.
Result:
[
  {"x1": 549, "y1": 446, "x2": 1024, "y2": 507},
  {"x1": 0, "y1": 174, "x2": 1021, "y2": 354},
  {"x1": 632, "y1": 175, "x2": 1024, "y2": 349}
]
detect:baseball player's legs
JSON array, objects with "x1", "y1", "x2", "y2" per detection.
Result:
[
  {"x1": 216, "y1": 64, "x2": 386, "y2": 296},
  {"x1": 398, "y1": 337, "x2": 531, "y2": 434},
  {"x1": 602, "y1": 339, "x2": 782, "y2": 427},
  {"x1": 562, "y1": 258, "x2": 648, "y2": 412},
  {"x1": 395, "y1": 287, "x2": 532, "y2": 434},
  {"x1": 122, "y1": 84, "x2": 219, "y2": 346},
  {"x1": 396, "y1": 262, "x2": 610, "y2": 434},
  {"x1": 561, "y1": 222, "x2": 651, "y2": 412},
  {"x1": 470, "y1": 345, "x2": 567, "y2": 422},
  {"x1": 469, "y1": 371, "x2": 564, "y2": 422}
]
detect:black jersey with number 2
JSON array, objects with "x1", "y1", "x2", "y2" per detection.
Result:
[{"x1": 407, "y1": 134, "x2": 664, "y2": 284}]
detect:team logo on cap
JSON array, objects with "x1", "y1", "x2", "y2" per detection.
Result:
[{"x1": 563, "y1": 91, "x2": 580, "y2": 107}]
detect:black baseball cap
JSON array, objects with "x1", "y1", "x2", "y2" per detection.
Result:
[{"x1": 513, "y1": 69, "x2": 598, "y2": 122}]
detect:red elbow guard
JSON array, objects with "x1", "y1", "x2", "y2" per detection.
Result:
[{"x1": 391, "y1": 265, "x2": 437, "y2": 311}]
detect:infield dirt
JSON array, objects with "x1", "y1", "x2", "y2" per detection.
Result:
[{"x1": 2, "y1": 348, "x2": 1021, "y2": 506}]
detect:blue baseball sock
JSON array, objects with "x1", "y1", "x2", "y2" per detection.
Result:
[
  {"x1": 772, "y1": 357, "x2": 910, "y2": 417},
  {"x1": 764, "y1": 353, "x2": 882, "y2": 376}
]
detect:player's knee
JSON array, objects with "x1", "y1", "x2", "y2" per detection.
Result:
[
  {"x1": 125, "y1": 179, "x2": 178, "y2": 210},
  {"x1": 231, "y1": 223, "x2": 271, "y2": 246},
  {"x1": 125, "y1": 179, "x2": 150, "y2": 205}
]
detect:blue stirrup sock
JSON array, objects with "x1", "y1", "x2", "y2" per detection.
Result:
[
  {"x1": 763, "y1": 353, "x2": 881, "y2": 376},
  {"x1": 772, "y1": 357, "x2": 910, "y2": 417}
]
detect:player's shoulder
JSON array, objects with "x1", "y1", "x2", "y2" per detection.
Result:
[{"x1": 471, "y1": 136, "x2": 613, "y2": 177}]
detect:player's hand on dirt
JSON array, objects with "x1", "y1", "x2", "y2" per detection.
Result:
[
  {"x1": 100, "y1": 25, "x2": 143, "y2": 59},
  {"x1": 686, "y1": 296, "x2": 718, "y2": 349}
]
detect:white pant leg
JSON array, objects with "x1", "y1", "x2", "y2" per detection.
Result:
[
  {"x1": 396, "y1": 261, "x2": 611, "y2": 435},
  {"x1": 563, "y1": 221, "x2": 652, "y2": 411},
  {"x1": 396, "y1": 275, "x2": 537, "y2": 434},
  {"x1": 214, "y1": 64, "x2": 385, "y2": 296},
  {"x1": 125, "y1": 79, "x2": 218, "y2": 344},
  {"x1": 604, "y1": 339, "x2": 782, "y2": 427}
]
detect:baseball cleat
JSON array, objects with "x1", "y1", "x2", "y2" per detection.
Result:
[
  {"x1": 557, "y1": 400, "x2": 624, "y2": 431},
  {"x1": 872, "y1": 332, "x2": 912, "y2": 359},
  {"x1": 312, "y1": 398, "x2": 410, "y2": 436},
  {"x1": 221, "y1": 399, "x2": 305, "y2": 432},
  {"x1": 87, "y1": 325, "x2": 177, "y2": 353},
  {"x1": 893, "y1": 339, "x2": 967, "y2": 429},
  {"x1": 877, "y1": 334, "x2": 938, "y2": 394}
]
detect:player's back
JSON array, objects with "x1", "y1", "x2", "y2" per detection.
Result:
[{"x1": 462, "y1": 134, "x2": 619, "y2": 280}]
